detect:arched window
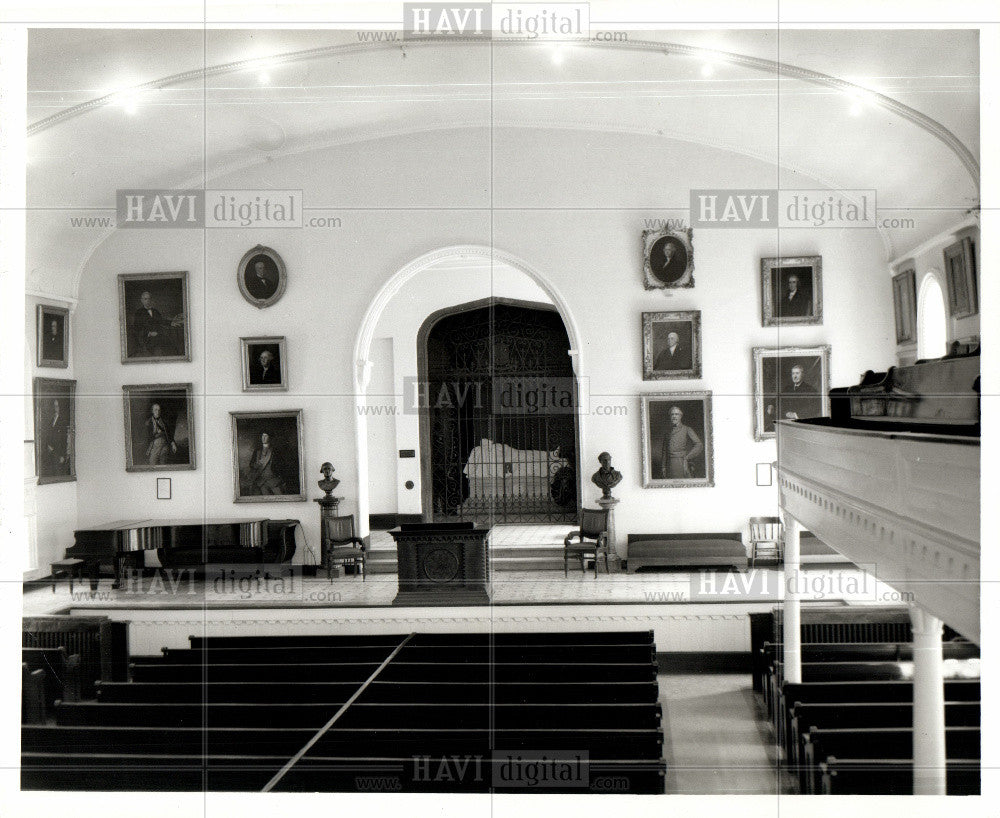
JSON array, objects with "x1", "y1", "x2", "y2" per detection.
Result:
[{"x1": 918, "y1": 272, "x2": 947, "y2": 360}]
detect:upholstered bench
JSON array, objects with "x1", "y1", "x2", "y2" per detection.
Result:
[{"x1": 625, "y1": 532, "x2": 747, "y2": 573}]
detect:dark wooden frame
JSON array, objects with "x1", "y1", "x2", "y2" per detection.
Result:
[
  {"x1": 943, "y1": 237, "x2": 978, "y2": 318},
  {"x1": 230, "y1": 409, "x2": 306, "y2": 503},
  {"x1": 639, "y1": 391, "x2": 714, "y2": 488},
  {"x1": 33, "y1": 377, "x2": 76, "y2": 485},
  {"x1": 891, "y1": 268, "x2": 917, "y2": 344},
  {"x1": 122, "y1": 383, "x2": 197, "y2": 472},
  {"x1": 752, "y1": 346, "x2": 831, "y2": 441},
  {"x1": 240, "y1": 335, "x2": 288, "y2": 392},
  {"x1": 118, "y1": 271, "x2": 192, "y2": 363},
  {"x1": 36, "y1": 304, "x2": 69, "y2": 368},
  {"x1": 761, "y1": 256, "x2": 823, "y2": 326}
]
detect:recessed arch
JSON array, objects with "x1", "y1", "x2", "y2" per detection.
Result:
[{"x1": 351, "y1": 244, "x2": 583, "y2": 536}]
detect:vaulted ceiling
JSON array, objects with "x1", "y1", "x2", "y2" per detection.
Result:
[{"x1": 25, "y1": 28, "x2": 979, "y2": 293}]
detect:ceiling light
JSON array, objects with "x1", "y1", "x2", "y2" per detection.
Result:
[
  {"x1": 112, "y1": 89, "x2": 141, "y2": 115},
  {"x1": 258, "y1": 71, "x2": 270, "y2": 85},
  {"x1": 550, "y1": 45, "x2": 565, "y2": 66},
  {"x1": 701, "y1": 62, "x2": 714, "y2": 78},
  {"x1": 845, "y1": 84, "x2": 876, "y2": 116}
]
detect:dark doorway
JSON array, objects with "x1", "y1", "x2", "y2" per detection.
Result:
[{"x1": 418, "y1": 299, "x2": 578, "y2": 524}]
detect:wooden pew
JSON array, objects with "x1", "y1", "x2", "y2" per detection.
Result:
[
  {"x1": 129, "y1": 659, "x2": 383, "y2": 684},
  {"x1": 801, "y1": 726, "x2": 980, "y2": 793},
  {"x1": 819, "y1": 758, "x2": 980, "y2": 795},
  {"x1": 786, "y1": 700, "x2": 980, "y2": 767},
  {"x1": 58, "y1": 700, "x2": 662, "y2": 730},
  {"x1": 22, "y1": 647, "x2": 69, "y2": 708},
  {"x1": 23, "y1": 752, "x2": 666, "y2": 794},
  {"x1": 97, "y1": 679, "x2": 660, "y2": 705},
  {"x1": 24, "y1": 724, "x2": 664, "y2": 760},
  {"x1": 161, "y1": 644, "x2": 656, "y2": 664},
  {"x1": 775, "y1": 679, "x2": 981, "y2": 752},
  {"x1": 749, "y1": 607, "x2": 914, "y2": 693},
  {"x1": 26, "y1": 629, "x2": 666, "y2": 793},
  {"x1": 22, "y1": 666, "x2": 46, "y2": 725},
  {"x1": 189, "y1": 630, "x2": 655, "y2": 648},
  {"x1": 757, "y1": 640, "x2": 979, "y2": 695}
]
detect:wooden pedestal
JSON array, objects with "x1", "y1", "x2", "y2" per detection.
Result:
[{"x1": 389, "y1": 522, "x2": 491, "y2": 606}]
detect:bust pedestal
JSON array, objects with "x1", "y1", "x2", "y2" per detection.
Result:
[
  {"x1": 314, "y1": 495, "x2": 342, "y2": 570},
  {"x1": 597, "y1": 496, "x2": 621, "y2": 573}
]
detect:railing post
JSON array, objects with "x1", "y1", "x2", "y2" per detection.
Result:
[
  {"x1": 782, "y1": 514, "x2": 802, "y2": 684},
  {"x1": 910, "y1": 605, "x2": 947, "y2": 794}
]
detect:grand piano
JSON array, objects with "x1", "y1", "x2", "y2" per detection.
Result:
[
  {"x1": 64, "y1": 518, "x2": 300, "y2": 589},
  {"x1": 775, "y1": 346, "x2": 980, "y2": 642}
]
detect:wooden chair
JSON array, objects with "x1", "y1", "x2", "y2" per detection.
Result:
[
  {"x1": 563, "y1": 508, "x2": 609, "y2": 577},
  {"x1": 748, "y1": 516, "x2": 784, "y2": 568},
  {"x1": 322, "y1": 515, "x2": 366, "y2": 581}
]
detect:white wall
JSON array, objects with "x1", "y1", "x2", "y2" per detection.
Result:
[
  {"x1": 902, "y1": 222, "x2": 981, "y2": 359},
  {"x1": 69, "y1": 126, "x2": 896, "y2": 555}
]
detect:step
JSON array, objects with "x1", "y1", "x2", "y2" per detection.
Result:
[{"x1": 361, "y1": 545, "x2": 572, "y2": 573}]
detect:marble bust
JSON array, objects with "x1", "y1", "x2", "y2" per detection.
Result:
[{"x1": 318, "y1": 461, "x2": 340, "y2": 497}]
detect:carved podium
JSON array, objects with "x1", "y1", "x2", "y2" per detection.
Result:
[{"x1": 389, "y1": 522, "x2": 491, "y2": 606}]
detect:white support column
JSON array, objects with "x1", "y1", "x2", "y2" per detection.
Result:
[
  {"x1": 910, "y1": 605, "x2": 946, "y2": 795},
  {"x1": 782, "y1": 514, "x2": 803, "y2": 684}
]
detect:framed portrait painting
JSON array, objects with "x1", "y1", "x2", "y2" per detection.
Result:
[
  {"x1": 118, "y1": 272, "x2": 191, "y2": 363},
  {"x1": 36, "y1": 304, "x2": 69, "y2": 368},
  {"x1": 122, "y1": 383, "x2": 196, "y2": 472},
  {"x1": 761, "y1": 256, "x2": 823, "y2": 326},
  {"x1": 642, "y1": 311, "x2": 701, "y2": 380},
  {"x1": 752, "y1": 346, "x2": 831, "y2": 441},
  {"x1": 642, "y1": 226, "x2": 694, "y2": 289},
  {"x1": 943, "y1": 236, "x2": 978, "y2": 318},
  {"x1": 230, "y1": 410, "x2": 305, "y2": 502},
  {"x1": 640, "y1": 391, "x2": 713, "y2": 488},
  {"x1": 237, "y1": 245, "x2": 287, "y2": 308},
  {"x1": 33, "y1": 377, "x2": 76, "y2": 485},
  {"x1": 891, "y1": 268, "x2": 917, "y2": 345},
  {"x1": 241, "y1": 336, "x2": 288, "y2": 392}
]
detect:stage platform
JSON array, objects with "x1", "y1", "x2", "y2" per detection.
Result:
[{"x1": 24, "y1": 564, "x2": 906, "y2": 657}]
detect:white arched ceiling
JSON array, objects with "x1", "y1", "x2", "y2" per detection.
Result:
[{"x1": 25, "y1": 29, "x2": 979, "y2": 294}]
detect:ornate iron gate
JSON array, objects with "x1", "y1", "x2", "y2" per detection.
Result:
[{"x1": 422, "y1": 301, "x2": 578, "y2": 524}]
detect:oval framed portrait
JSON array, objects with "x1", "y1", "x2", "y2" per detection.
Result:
[
  {"x1": 642, "y1": 227, "x2": 694, "y2": 289},
  {"x1": 237, "y1": 245, "x2": 287, "y2": 308}
]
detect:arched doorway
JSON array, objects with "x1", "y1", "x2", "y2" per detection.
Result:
[
  {"x1": 418, "y1": 298, "x2": 578, "y2": 524},
  {"x1": 353, "y1": 245, "x2": 584, "y2": 538}
]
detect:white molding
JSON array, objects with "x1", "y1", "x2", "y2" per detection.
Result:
[
  {"x1": 25, "y1": 290, "x2": 78, "y2": 309},
  {"x1": 29, "y1": 37, "x2": 980, "y2": 188},
  {"x1": 887, "y1": 213, "x2": 980, "y2": 269}
]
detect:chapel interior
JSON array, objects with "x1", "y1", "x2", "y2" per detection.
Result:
[{"x1": 7, "y1": 24, "x2": 985, "y2": 803}]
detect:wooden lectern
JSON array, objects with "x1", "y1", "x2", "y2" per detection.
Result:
[{"x1": 389, "y1": 522, "x2": 491, "y2": 606}]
